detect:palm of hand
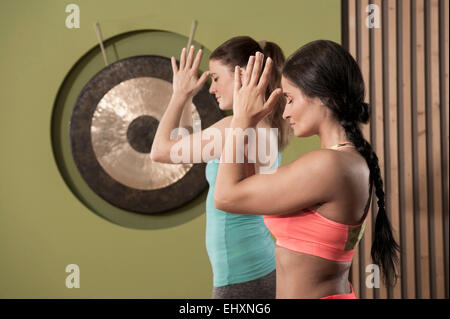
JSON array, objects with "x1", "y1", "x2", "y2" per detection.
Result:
[
  {"x1": 171, "y1": 46, "x2": 210, "y2": 98},
  {"x1": 173, "y1": 69, "x2": 200, "y2": 96},
  {"x1": 233, "y1": 85, "x2": 265, "y2": 124},
  {"x1": 232, "y1": 52, "x2": 282, "y2": 126}
]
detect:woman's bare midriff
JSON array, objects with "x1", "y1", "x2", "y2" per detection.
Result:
[
  {"x1": 275, "y1": 244, "x2": 353, "y2": 299},
  {"x1": 271, "y1": 149, "x2": 370, "y2": 298}
]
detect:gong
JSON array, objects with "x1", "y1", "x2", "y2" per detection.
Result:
[{"x1": 69, "y1": 55, "x2": 222, "y2": 214}]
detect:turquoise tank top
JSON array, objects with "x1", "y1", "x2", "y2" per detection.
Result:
[{"x1": 205, "y1": 152, "x2": 282, "y2": 287}]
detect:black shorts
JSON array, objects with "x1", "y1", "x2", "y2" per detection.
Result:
[{"x1": 211, "y1": 269, "x2": 276, "y2": 299}]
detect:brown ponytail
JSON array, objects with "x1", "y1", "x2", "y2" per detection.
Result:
[{"x1": 259, "y1": 40, "x2": 291, "y2": 151}]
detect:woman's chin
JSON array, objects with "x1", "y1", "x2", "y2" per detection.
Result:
[
  {"x1": 291, "y1": 127, "x2": 302, "y2": 137},
  {"x1": 218, "y1": 103, "x2": 232, "y2": 111}
]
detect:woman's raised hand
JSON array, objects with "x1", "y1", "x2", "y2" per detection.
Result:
[
  {"x1": 232, "y1": 52, "x2": 283, "y2": 126},
  {"x1": 171, "y1": 46, "x2": 210, "y2": 98}
]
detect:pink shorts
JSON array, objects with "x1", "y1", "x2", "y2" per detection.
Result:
[{"x1": 320, "y1": 282, "x2": 356, "y2": 299}]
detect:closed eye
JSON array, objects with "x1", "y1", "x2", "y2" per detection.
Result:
[{"x1": 283, "y1": 93, "x2": 292, "y2": 104}]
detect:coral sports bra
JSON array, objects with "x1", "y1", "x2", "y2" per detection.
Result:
[{"x1": 263, "y1": 142, "x2": 373, "y2": 263}]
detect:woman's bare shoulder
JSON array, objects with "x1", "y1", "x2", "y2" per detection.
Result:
[
  {"x1": 200, "y1": 115, "x2": 231, "y2": 132},
  {"x1": 291, "y1": 148, "x2": 340, "y2": 168}
]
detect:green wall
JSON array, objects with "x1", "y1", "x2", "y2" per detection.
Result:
[{"x1": 0, "y1": 0, "x2": 340, "y2": 298}]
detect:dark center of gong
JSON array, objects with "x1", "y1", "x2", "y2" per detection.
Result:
[{"x1": 126, "y1": 115, "x2": 159, "y2": 154}]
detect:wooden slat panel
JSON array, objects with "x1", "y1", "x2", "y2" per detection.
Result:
[
  {"x1": 398, "y1": 0, "x2": 417, "y2": 299},
  {"x1": 373, "y1": 0, "x2": 387, "y2": 299},
  {"x1": 381, "y1": 0, "x2": 391, "y2": 298},
  {"x1": 361, "y1": 0, "x2": 374, "y2": 299},
  {"x1": 429, "y1": 0, "x2": 445, "y2": 299},
  {"x1": 357, "y1": 0, "x2": 371, "y2": 299},
  {"x1": 425, "y1": 0, "x2": 436, "y2": 297},
  {"x1": 396, "y1": 0, "x2": 405, "y2": 298},
  {"x1": 360, "y1": 0, "x2": 372, "y2": 161},
  {"x1": 348, "y1": 0, "x2": 356, "y2": 57},
  {"x1": 414, "y1": 0, "x2": 431, "y2": 299},
  {"x1": 441, "y1": 0, "x2": 450, "y2": 299},
  {"x1": 411, "y1": 0, "x2": 422, "y2": 297},
  {"x1": 342, "y1": 0, "x2": 350, "y2": 50},
  {"x1": 386, "y1": 0, "x2": 402, "y2": 299},
  {"x1": 343, "y1": 0, "x2": 448, "y2": 299},
  {"x1": 347, "y1": 0, "x2": 361, "y2": 298}
]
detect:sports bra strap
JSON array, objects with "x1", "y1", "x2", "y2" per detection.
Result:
[{"x1": 328, "y1": 142, "x2": 355, "y2": 150}]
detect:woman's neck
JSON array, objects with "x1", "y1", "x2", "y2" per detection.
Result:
[{"x1": 318, "y1": 120, "x2": 349, "y2": 149}]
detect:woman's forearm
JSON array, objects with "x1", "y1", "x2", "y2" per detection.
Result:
[
  {"x1": 215, "y1": 118, "x2": 253, "y2": 203},
  {"x1": 150, "y1": 92, "x2": 192, "y2": 158},
  {"x1": 179, "y1": 97, "x2": 194, "y2": 133}
]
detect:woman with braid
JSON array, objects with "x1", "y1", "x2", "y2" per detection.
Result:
[{"x1": 214, "y1": 40, "x2": 400, "y2": 298}]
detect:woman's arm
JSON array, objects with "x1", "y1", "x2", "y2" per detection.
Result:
[
  {"x1": 150, "y1": 46, "x2": 229, "y2": 163},
  {"x1": 214, "y1": 52, "x2": 338, "y2": 215},
  {"x1": 215, "y1": 119, "x2": 339, "y2": 215},
  {"x1": 150, "y1": 92, "x2": 191, "y2": 159}
]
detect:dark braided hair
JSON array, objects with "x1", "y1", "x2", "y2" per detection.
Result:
[{"x1": 282, "y1": 39, "x2": 400, "y2": 287}]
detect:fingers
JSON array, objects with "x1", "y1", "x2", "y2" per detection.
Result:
[
  {"x1": 243, "y1": 55, "x2": 255, "y2": 85},
  {"x1": 234, "y1": 65, "x2": 242, "y2": 93},
  {"x1": 186, "y1": 45, "x2": 195, "y2": 69},
  {"x1": 263, "y1": 88, "x2": 283, "y2": 114},
  {"x1": 192, "y1": 48, "x2": 203, "y2": 72},
  {"x1": 257, "y1": 57, "x2": 273, "y2": 92},
  {"x1": 171, "y1": 56, "x2": 178, "y2": 74},
  {"x1": 197, "y1": 70, "x2": 210, "y2": 89},
  {"x1": 179, "y1": 46, "x2": 202, "y2": 72},
  {"x1": 250, "y1": 52, "x2": 264, "y2": 86},
  {"x1": 179, "y1": 47, "x2": 186, "y2": 69},
  {"x1": 240, "y1": 68, "x2": 245, "y2": 82}
]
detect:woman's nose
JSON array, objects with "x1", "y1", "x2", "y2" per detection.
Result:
[
  {"x1": 209, "y1": 83, "x2": 216, "y2": 94},
  {"x1": 282, "y1": 106, "x2": 290, "y2": 120}
]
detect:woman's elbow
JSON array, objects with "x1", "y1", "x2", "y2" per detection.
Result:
[
  {"x1": 214, "y1": 191, "x2": 236, "y2": 212},
  {"x1": 149, "y1": 148, "x2": 160, "y2": 162},
  {"x1": 150, "y1": 146, "x2": 169, "y2": 163},
  {"x1": 214, "y1": 196, "x2": 226, "y2": 211}
]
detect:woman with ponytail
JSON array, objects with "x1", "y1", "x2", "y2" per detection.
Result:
[
  {"x1": 214, "y1": 40, "x2": 400, "y2": 298},
  {"x1": 151, "y1": 36, "x2": 290, "y2": 298}
]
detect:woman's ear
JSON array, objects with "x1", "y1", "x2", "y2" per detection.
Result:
[{"x1": 320, "y1": 97, "x2": 331, "y2": 109}]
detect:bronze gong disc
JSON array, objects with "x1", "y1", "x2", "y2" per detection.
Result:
[{"x1": 69, "y1": 55, "x2": 223, "y2": 214}]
